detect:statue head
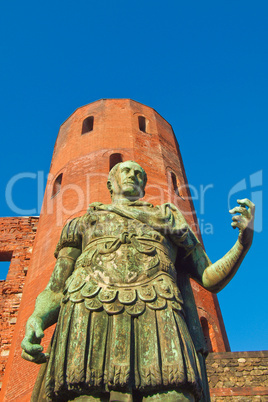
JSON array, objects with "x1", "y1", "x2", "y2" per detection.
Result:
[{"x1": 107, "y1": 161, "x2": 147, "y2": 202}]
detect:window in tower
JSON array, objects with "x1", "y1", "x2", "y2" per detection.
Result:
[
  {"x1": 138, "y1": 116, "x2": 147, "y2": 133},
  {"x1": 109, "y1": 153, "x2": 123, "y2": 171},
  {"x1": 82, "y1": 116, "x2": 94, "y2": 134},
  {"x1": 200, "y1": 317, "x2": 215, "y2": 353},
  {"x1": 51, "y1": 173, "x2": 63, "y2": 197},
  {"x1": 170, "y1": 172, "x2": 179, "y2": 196},
  {"x1": 0, "y1": 252, "x2": 12, "y2": 281}
]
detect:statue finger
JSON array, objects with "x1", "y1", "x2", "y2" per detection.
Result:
[
  {"x1": 21, "y1": 350, "x2": 48, "y2": 364},
  {"x1": 21, "y1": 350, "x2": 38, "y2": 362},
  {"x1": 21, "y1": 339, "x2": 43, "y2": 354},
  {"x1": 229, "y1": 206, "x2": 250, "y2": 219},
  {"x1": 231, "y1": 221, "x2": 244, "y2": 230},
  {"x1": 231, "y1": 216, "x2": 247, "y2": 230},
  {"x1": 237, "y1": 199, "x2": 255, "y2": 215},
  {"x1": 232, "y1": 215, "x2": 247, "y2": 222},
  {"x1": 22, "y1": 328, "x2": 38, "y2": 344},
  {"x1": 21, "y1": 333, "x2": 34, "y2": 350},
  {"x1": 35, "y1": 327, "x2": 44, "y2": 339}
]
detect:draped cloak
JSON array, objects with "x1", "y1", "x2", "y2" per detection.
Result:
[{"x1": 32, "y1": 201, "x2": 210, "y2": 401}]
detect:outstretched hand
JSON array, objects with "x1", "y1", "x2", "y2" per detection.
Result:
[
  {"x1": 229, "y1": 198, "x2": 255, "y2": 248},
  {"x1": 21, "y1": 315, "x2": 49, "y2": 364}
]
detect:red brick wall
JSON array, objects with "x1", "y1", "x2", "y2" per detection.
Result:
[{"x1": 0, "y1": 217, "x2": 38, "y2": 389}]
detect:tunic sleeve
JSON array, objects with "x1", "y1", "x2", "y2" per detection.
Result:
[
  {"x1": 165, "y1": 203, "x2": 200, "y2": 259},
  {"x1": 172, "y1": 227, "x2": 200, "y2": 259},
  {"x1": 54, "y1": 217, "x2": 82, "y2": 258},
  {"x1": 166, "y1": 204, "x2": 212, "y2": 280}
]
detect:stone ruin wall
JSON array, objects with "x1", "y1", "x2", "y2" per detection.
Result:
[
  {"x1": 207, "y1": 350, "x2": 268, "y2": 401},
  {"x1": 0, "y1": 217, "x2": 38, "y2": 389}
]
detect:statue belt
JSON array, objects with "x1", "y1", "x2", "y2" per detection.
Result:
[{"x1": 83, "y1": 233, "x2": 175, "y2": 258}]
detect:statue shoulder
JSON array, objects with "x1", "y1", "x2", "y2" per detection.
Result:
[
  {"x1": 87, "y1": 202, "x2": 104, "y2": 210},
  {"x1": 54, "y1": 216, "x2": 84, "y2": 258},
  {"x1": 158, "y1": 203, "x2": 188, "y2": 223},
  {"x1": 161, "y1": 202, "x2": 183, "y2": 213}
]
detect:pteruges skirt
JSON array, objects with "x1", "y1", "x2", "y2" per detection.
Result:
[{"x1": 42, "y1": 273, "x2": 203, "y2": 401}]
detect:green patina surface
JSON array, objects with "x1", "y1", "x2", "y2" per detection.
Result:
[{"x1": 21, "y1": 161, "x2": 255, "y2": 402}]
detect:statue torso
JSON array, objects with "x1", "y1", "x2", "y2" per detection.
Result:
[
  {"x1": 76, "y1": 209, "x2": 178, "y2": 285},
  {"x1": 44, "y1": 203, "x2": 203, "y2": 401}
]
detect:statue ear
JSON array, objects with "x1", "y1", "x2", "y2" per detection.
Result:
[{"x1": 107, "y1": 180, "x2": 113, "y2": 194}]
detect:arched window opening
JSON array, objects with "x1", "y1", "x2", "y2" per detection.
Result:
[
  {"x1": 201, "y1": 317, "x2": 213, "y2": 353},
  {"x1": 52, "y1": 173, "x2": 63, "y2": 197},
  {"x1": 82, "y1": 116, "x2": 94, "y2": 134},
  {"x1": 138, "y1": 116, "x2": 147, "y2": 133},
  {"x1": 170, "y1": 172, "x2": 179, "y2": 196},
  {"x1": 109, "y1": 153, "x2": 123, "y2": 171},
  {"x1": 0, "y1": 262, "x2": 10, "y2": 280},
  {"x1": 0, "y1": 252, "x2": 12, "y2": 281}
]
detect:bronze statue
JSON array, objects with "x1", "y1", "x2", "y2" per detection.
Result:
[{"x1": 21, "y1": 161, "x2": 254, "y2": 402}]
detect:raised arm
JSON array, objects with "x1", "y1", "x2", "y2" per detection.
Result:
[
  {"x1": 187, "y1": 199, "x2": 255, "y2": 293},
  {"x1": 21, "y1": 246, "x2": 81, "y2": 364}
]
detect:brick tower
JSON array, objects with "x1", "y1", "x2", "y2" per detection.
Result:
[{"x1": 1, "y1": 99, "x2": 230, "y2": 401}]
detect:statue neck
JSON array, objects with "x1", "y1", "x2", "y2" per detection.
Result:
[{"x1": 111, "y1": 195, "x2": 140, "y2": 205}]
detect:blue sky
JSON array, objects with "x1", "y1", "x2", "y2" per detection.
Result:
[{"x1": 0, "y1": 1, "x2": 267, "y2": 352}]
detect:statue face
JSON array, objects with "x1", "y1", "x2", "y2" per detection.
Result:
[{"x1": 111, "y1": 161, "x2": 146, "y2": 200}]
